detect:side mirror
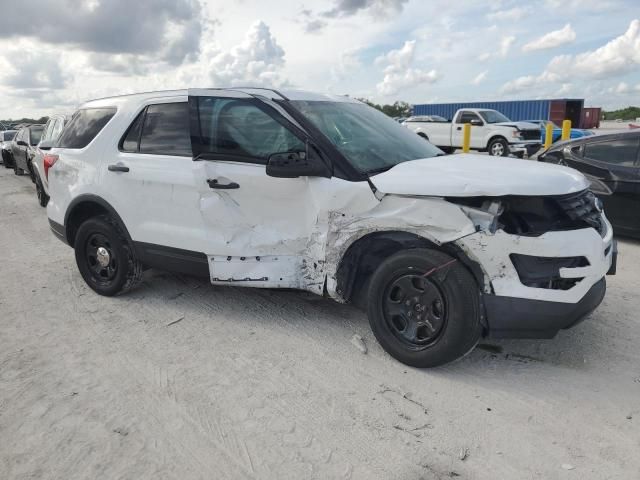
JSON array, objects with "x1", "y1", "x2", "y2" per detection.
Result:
[
  {"x1": 17, "y1": 140, "x2": 28, "y2": 146},
  {"x1": 266, "y1": 144, "x2": 331, "y2": 179},
  {"x1": 39, "y1": 139, "x2": 54, "y2": 150},
  {"x1": 470, "y1": 119, "x2": 483, "y2": 126}
]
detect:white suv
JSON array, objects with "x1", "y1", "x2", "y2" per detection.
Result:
[{"x1": 47, "y1": 88, "x2": 616, "y2": 367}]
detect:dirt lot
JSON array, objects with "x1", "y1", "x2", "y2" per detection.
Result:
[{"x1": 0, "y1": 166, "x2": 639, "y2": 480}]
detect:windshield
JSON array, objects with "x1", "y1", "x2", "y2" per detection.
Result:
[
  {"x1": 478, "y1": 110, "x2": 510, "y2": 124},
  {"x1": 290, "y1": 101, "x2": 443, "y2": 174}
]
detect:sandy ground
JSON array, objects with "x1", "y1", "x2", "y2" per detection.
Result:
[{"x1": 0, "y1": 166, "x2": 639, "y2": 480}]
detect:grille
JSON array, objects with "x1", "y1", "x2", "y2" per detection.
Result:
[
  {"x1": 520, "y1": 129, "x2": 541, "y2": 141},
  {"x1": 557, "y1": 190, "x2": 604, "y2": 235}
]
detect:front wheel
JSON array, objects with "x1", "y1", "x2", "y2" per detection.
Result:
[
  {"x1": 367, "y1": 248, "x2": 482, "y2": 367},
  {"x1": 74, "y1": 215, "x2": 143, "y2": 296},
  {"x1": 488, "y1": 138, "x2": 509, "y2": 156}
]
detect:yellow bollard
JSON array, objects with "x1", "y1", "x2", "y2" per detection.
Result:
[
  {"x1": 561, "y1": 120, "x2": 571, "y2": 141},
  {"x1": 544, "y1": 123, "x2": 554, "y2": 150},
  {"x1": 462, "y1": 123, "x2": 471, "y2": 153}
]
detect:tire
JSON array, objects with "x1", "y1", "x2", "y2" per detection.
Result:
[
  {"x1": 74, "y1": 215, "x2": 143, "y2": 296},
  {"x1": 13, "y1": 161, "x2": 23, "y2": 175},
  {"x1": 367, "y1": 248, "x2": 482, "y2": 368},
  {"x1": 2, "y1": 152, "x2": 12, "y2": 168},
  {"x1": 487, "y1": 138, "x2": 509, "y2": 156},
  {"x1": 35, "y1": 174, "x2": 49, "y2": 207}
]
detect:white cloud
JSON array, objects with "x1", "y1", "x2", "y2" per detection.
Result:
[
  {"x1": 500, "y1": 36, "x2": 516, "y2": 57},
  {"x1": 487, "y1": 7, "x2": 530, "y2": 22},
  {"x1": 470, "y1": 70, "x2": 488, "y2": 85},
  {"x1": 502, "y1": 19, "x2": 640, "y2": 93},
  {"x1": 375, "y1": 40, "x2": 439, "y2": 96},
  {"x1": 207, "y1": 21, "x2": 288, "y2": 87},
  {"x1": 522, "y1": 24, "x2": 576, "y2": 52}
]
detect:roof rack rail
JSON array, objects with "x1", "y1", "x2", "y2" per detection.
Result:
[{"x1": 229, "y1": 87, "x2": 290, "y2": 101}]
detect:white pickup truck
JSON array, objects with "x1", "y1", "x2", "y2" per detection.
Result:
[{"x1": 404, "y1": 108, "x2": 542, "y2": 157}]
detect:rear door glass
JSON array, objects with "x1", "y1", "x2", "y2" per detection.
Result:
[
  {"x1": 138, "y1": 103, "x2": 191, "y2": 156},
  {"x1": 57, "y1": 108, "x2": 116, "y2": 149}
]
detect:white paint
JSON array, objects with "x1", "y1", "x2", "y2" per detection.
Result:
[
  {"x1": 370, "y1": 154, "x2": 590, "y2": 197},
  {"x1": 458, "y1": 216, "x2": 613, "y2": 303}
]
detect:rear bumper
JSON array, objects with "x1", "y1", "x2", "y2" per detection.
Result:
[
  {"x1": 485, "y1": 278, "x2": 606, "y2": 338},
  {"x1": 49, "y1": 219, "x2": 69, "y2": 246}
]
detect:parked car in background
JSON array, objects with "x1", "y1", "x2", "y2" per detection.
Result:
[
  {"x1": 523, "y1": 119, "x2": 594, "y2": 144},
  {"x1": 1, "y1": 130, "x2": 17, "y2": 166},
  {"x1": 31, "y1": 114, "x2": 70, "y2": 206},
  {"x1": 404, "y1": 108, "x2": 541, "y2": 157},
  {"x1": 538, "y1": 131, "x2": 640, "y2": 239},
  {"x1": 11, "y1": 124, "x2": 44, "y2": 179},
  {"x1": 46, "y1": 88, "x2": 614, "y2": 368},
  {"x1": 404, "y1": 115, "x2": 448, "y2": 123}
]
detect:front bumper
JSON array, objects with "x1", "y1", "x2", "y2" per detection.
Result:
[
  {"x1": 509, "y1": 142, "x2": 542, "y2": 156},
  {"x1": 484, "y1": 278, "x2": 606, "y2": 338},
  {"x1": 458, "y1": 213, "x2": 614, "y2": 338}
]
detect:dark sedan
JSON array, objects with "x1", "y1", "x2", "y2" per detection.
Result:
[
  {"x1": 538, "y1": 131, "x2": 640, "y2": 238},
  {"x1": 11, "y1": 124, "x2": 44, "y2": 180}
]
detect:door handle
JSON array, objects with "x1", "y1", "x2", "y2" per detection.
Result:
[
  {"x1": 456, "y1": 126, "x2": 462, "y2": 131},
  {"x1": 207, "y1": 179, "x2": 239, "y2": 189},
  {"x1": 108, "y1": 164, "x2": 129, "y2": 173}
]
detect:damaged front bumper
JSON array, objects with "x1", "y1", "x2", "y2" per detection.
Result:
[{"x1": 457, "y1": 214, "x2": 615, "y2": 338}]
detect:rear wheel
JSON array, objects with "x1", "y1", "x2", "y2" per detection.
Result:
[
  {"x1": 367, "y1": 248, "x2": 482, "y2": 367},
  {"x1": 488, "y1": 138, "x2": 509, "y2": 156},
  {"x1": 74, "y1": 215, "x2": 143, "y2": 296}
]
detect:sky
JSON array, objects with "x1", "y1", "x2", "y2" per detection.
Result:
[{"x1": 0, "y1": 0, "x2": 639, "y2": 119}]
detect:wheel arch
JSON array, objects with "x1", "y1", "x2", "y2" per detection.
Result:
[
  {"x1": 334, "y1": 230, "x2": 487, "y2": 311},
  {"x1": 64, "y1": 195, "x2": 133, "y2": 248},
  {"x1": 486, "y1": 135, "x2": 508, "y2": 150}
]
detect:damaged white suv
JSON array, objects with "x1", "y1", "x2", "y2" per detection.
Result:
[{"x1": 47, "y1": 88, "x2": 616, "y2": 367}]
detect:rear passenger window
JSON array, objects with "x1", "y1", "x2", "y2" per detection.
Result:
[
  {"x1": 57, "y1": 108, "x2": 116, "y2": 149},
  {"x1": 584, "y1": 137, "x2": 640, "y2": 167},
  {"x1": 138, "y1": 103, "x2": 191, "y2": 156}
]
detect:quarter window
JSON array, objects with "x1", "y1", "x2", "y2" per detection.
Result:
[
  {"x1": 192, "y1": 97, "x2": 305, "y2": 164},
  {"x1": 57, "y1": 108, "x2": 116, "y2": 149},
  {"x1": 138, "y1": 103, "x2": 191, "y2": 156},
  {"x1": 584, "y1": 137, "x2": 640, "y2": 167},
  {"x1": 120, "y1": 110, "x2": 145, "y2": 153}
]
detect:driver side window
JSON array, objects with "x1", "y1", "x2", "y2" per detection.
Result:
[
  {"x1": 195, "y1": 97, "x2": 305, "y2": 164},
  {"x1": 457, "y1": 112, "x2": 480, "y2": 124}
]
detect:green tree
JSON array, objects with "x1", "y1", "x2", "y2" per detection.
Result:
[
  {"x1": 603, "y1": 107, "x2": 640, "y2": 121},
  {"x1": 356, "y1": 98, "x2": 412, "y2": 118}
]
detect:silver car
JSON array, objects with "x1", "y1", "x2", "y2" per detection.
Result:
[
  {"x1": 1, "y1": 130, "x2": 17, "y2": 166},
  {"x1": 32, "y1": 114, "x2": 70, "y2": 207}
]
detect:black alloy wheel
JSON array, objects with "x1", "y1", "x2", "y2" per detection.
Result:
[{"x1": 367, "y1": 248, "x2": 482, "y2": 367}]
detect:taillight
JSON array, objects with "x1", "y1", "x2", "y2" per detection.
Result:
[{"x1": 43, "y1": 154, "x2": 59, "y2": 181}]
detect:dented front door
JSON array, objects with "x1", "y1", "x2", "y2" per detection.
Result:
[{"x1": 189, "y1": 90, "x2": 318, "y2": 287}]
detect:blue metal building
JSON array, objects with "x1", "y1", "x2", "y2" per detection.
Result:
[{"x1": 413, "y1": 99, "x2": 585, "y2": 127}]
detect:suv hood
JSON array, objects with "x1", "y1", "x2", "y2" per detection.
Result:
[{"x1": 370, "y1": 154, "x2": 589, "y2": 197}]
